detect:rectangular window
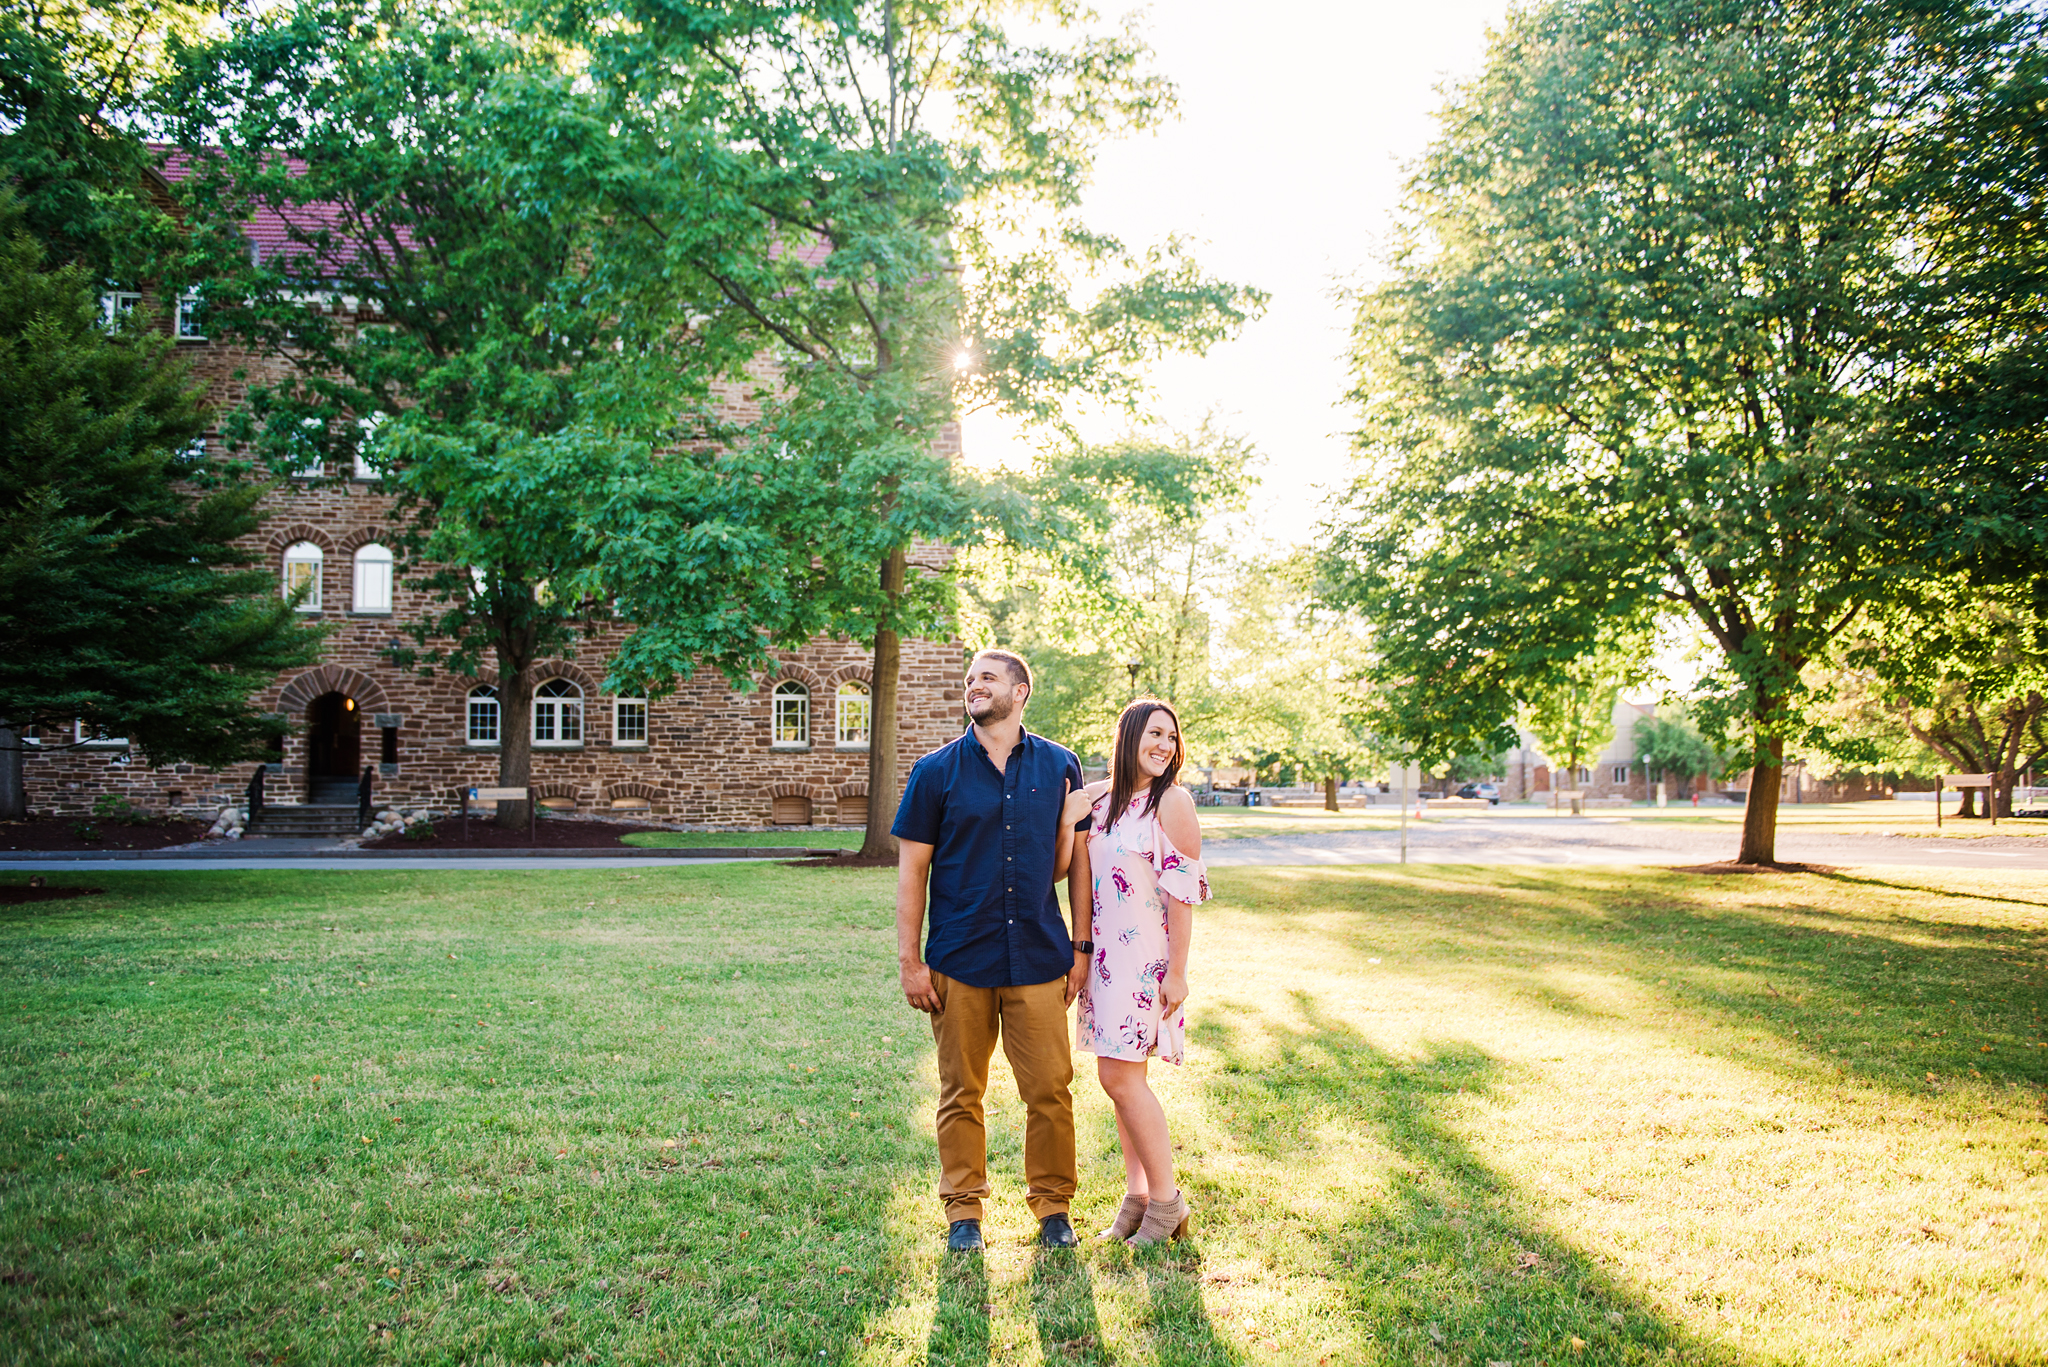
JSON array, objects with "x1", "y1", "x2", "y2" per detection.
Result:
[
  {"x1": 99, "y1": 291, "x2": 141, "y2": 330},
  {"x1": 176, "y1": 291, "x2": 206, "y2": 340},
  {"x1": 614, "y1": 699, "x2": 647, "y2": 745},
  {"x1": 836, "y1": 690, "x2": 871, "y2": 748},
  {"x1": 772, "y1": 689, "x2": 809, "y2": 747},
  {"x1": 74, "y1": 720, "x2": 129, "y2": 748},
  {"x1": 1613, "y1": 764, "x2": 1630, "y2": 785},
  {"x1": 283, "y1": 556, "x2": 321, "y2": 611},
  {"x1": 352, "y1": 549, "x2": 393, "y2": 614},
  {"x1": 467, "y1": 694, "x2": 499, "y2": 745}
]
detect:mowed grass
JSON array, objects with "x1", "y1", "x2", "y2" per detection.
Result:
[{"x1": 0, "y1": 864, "x2": 2042, "y2": 1365}]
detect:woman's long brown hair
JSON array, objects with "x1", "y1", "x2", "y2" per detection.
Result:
[{"x1": 1100, "y1": 699, "x2": 1186, "y2": 832}]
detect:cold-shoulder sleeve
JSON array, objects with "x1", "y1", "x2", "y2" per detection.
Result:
[{"x1": 1149, "y1": 816, "x2": 1211, "y2": 906}]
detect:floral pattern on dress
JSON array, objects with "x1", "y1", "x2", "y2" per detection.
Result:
[{"x1": 1074, "y1": 790, "x2": 1212, "y2": 1066}]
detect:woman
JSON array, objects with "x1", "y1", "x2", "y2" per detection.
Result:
[{"x1": 1066, "y1": 698, "x2": 1210, "y2": 1245}]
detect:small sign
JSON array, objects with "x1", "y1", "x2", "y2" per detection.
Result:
[
  {"x1": 470, "y1": 786, "x2": 529, "y2": 801},
  {"x1": 1941, "y1": 774, "x2": 1992, "y2": 787}
]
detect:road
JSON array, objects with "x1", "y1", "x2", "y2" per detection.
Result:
[{"x1": 1203, "y1": 815, "x2": 2048, "y2": 870}]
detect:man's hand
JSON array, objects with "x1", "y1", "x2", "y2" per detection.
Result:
[
  {"x1": 1064, "y1": 950, "x2": 1089, "y2": 1006},
  {"x1": 1160, "y1": 970, "x2": 1189, "y2": 1018},
  {"x1": 901, "y1": 959, "x2": 943, "y2": 1016}
]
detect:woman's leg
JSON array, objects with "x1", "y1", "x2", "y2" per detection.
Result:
[{"x1": 1095, "y1": 1056, "x2": 1175, "y2": 1201}]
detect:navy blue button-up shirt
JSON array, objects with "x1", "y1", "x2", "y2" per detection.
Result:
[{"x1": 892, "y1": 727, "x2": 1085, "y2": 989}]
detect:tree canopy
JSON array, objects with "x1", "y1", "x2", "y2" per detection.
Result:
[
  {"x1": 0, "y1": 193, "x2": 322, "y2": 816},
  {"x1": 1321, "y1": 0, "x2": 2048, "y2": 862}
]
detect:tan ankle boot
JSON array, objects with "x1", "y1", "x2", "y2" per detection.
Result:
[
  {"x1": 1098, "y1": 1194, "x2": 1147, "y2": 1241},
  {"x1": 1128, "y1": 1190, "x2": 1190, "y2": 1246}
]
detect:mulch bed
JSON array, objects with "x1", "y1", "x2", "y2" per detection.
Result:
[
  {"x1": 1, "y1": 880, "x2": 105, "y2": 906},
  {"x1": 0, "y1": 818, "x2": 211, "y2": 853},
  {"x1": 1668, "y1": 861, "x2": 1841, "y2": 876},
  {"x1": 361, "y1": 816, "x2": 666, "y2": 850}
]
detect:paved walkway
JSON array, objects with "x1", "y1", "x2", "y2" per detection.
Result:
[{"x1": 3, "y1": 818, "x2": 2039, "y2": 872}]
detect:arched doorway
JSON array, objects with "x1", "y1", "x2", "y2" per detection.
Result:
[{"x1": 306, "y1": 691, "x2": 362, "y2": 800}]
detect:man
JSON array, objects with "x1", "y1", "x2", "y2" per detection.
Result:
[{"x1": 893, "y1": 649, "x2": 1091, "y2": 1252}]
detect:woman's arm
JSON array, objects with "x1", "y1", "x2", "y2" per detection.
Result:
[
  {"x1": 1158, "y1": 785, "x2": 1201, "y2": 1014},
  {"x1": 1161, "y1": 894, "x2": 1194, "y2": 1016},
  {"x1": 1158, "y1": 784, "x2": 1202, "y2": 858},
  {"x1": 1064, "y1": 831, "x2": 1093, "y2": 1005}
]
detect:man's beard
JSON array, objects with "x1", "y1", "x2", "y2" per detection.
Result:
[{"x1": 968, "y1": 692, "x2": 1016, "y2": 725}]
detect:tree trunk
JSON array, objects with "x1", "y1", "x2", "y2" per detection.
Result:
[
  {"x1": 0, "y1": 724, "x2": 24, "y2": 821},
  {"x1": 860, "y1": 549, "x2": 907, "y2": 861},
  {"x1": 1324, "y1": 772, "x2": 1338, "y2": 812},
  {"x1": 1737, "y1": 735, "x2": 1784, "y2": 864},
  {"x1": 496, "y1": 637, "x2": 535, "y2": 830}
]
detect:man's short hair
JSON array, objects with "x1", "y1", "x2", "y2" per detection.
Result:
[{"x1": 972, "y1": 648, "x2": 1032, "y2": 694}]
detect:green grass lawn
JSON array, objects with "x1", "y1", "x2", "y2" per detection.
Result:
[
  {"x1": 1, "y1": 863, "x2": 2041, "y2": 1365},
  {"x1": 618, "y1": 831, "x2": 856, "y2": 849}
]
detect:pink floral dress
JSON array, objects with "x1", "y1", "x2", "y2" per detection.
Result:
[{"x1": 1075, "y1": 791, "x2": 1212, "y2": 1065}]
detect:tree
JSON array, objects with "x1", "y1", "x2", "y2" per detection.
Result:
[
  {"x1": 960, "y1": 427, "x2": 1259, "y2": 761},
  {"x1": 1322, "y1": 0, "x2": 2048, "y2": 863},
  {"x1": 1632, "y1": 706, "x2": 1728, "y2": 798},
  {"x1": 1845, "y1": 578, "x2": 2048, "y2": 817},
  {"x1": 1517, "y1": 639, "x2": 1647, "y2": 811},
  {"x1": 169, "y1": 2, "x2": 772, "y2": 826},
  {"x1": 596, "y1": 2, "x2": 1263, "y2": 857},
  {"x1": 0, "y1": 192, "x2": 322, "y2": 818},
  {"x1": 0, "y1": 1, "x2": 226, "y2": 275}
]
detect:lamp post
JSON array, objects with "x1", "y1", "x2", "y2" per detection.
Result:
[{"x1": 1123, "y1": 656, "x2": 1143, "y2": 700}]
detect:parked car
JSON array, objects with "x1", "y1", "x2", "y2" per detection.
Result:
[{"x1": 1456, "y1": 782, "x2": 1500, "y2": 804}]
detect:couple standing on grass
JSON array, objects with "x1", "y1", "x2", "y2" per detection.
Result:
[{"x1": 894, "y1": 649, "x2": 1211, "y2": 1253}]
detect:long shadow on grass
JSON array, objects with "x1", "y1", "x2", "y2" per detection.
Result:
[
  {"x1": 1029, "y1": 1247, "x2": 1115, "y2": 1365},
  {"x1": 1196, "y1": 995, "x2": 1750, "y2": 1366},
  {"x1": 1229, "y1": 866, "x2": 2047, "y2": 1103},
  {"x1": 928, "y1": 1252, "x2": 991, "y2": 1367}
]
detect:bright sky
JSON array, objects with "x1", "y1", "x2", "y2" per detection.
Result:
[{"x1": 961, "y1": 0, "x2": 1513, "y2": 545}]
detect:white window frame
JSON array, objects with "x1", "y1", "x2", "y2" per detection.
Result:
[
  {"x1": 1576, "y1": 767, "x2": 1592, "y2": 785},
  {"x1": 771, "y1": 680, "x2": 809, "y2": 748},
  {"x1": 73, "y1": 720, "x2": 130, "y2": 749},
  {"x1": 1612, "y1": 763, "x2": 1630, "y2": 785},
  {"x1": 352, "y1": 543, "x2": 393, "y2": 614},
  {"x1": 282, "y1": 542, "x2": 323, "y2": 612},
  {"x1": 175, "y1": 290, "x2": 206, "y2": 340},
  {"x1": 466, "y1": 685, "x2": 500, "y2": 746},
  {"x1": 353, "y1": 412, "x2": 386, "y2": 480},
  {"x1": 99, "y1": 290, "x2": 141, "y2": 331},
  {"x1": 835, "y1": 680, "x2": 871, "y2": 749},
  {"x1": 533, "y1": 678, "x2": 583, "y2": 747},
  {"x1": 613, "y1": 697, "x2": 648, "y2": 747}
]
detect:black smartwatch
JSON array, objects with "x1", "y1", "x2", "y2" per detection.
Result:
[{"x1": 1073, "y1": 940, "x2": 1094, "y2": 954}]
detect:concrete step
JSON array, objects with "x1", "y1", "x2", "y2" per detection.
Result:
[{"x1": 248, "y1": 804, "x2": 364, "y2": 837}]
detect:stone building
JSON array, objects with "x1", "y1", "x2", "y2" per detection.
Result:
[{"x1": 21, "y1": 161, "x2": 965, "y2": 827}]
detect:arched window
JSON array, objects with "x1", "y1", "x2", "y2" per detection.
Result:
[
  {"x1": 282, "y1": 542, "x2": 323, "y2": 611},
  {"x1": 466, "y1": 685, "x2": 499, "y2": 745},
  {"x1": 352, "y1": 543, "x2": 393, "y2": 614},
  {"x1": 835, "y1": 680, "x2": 871, "y2": 748},
  {"x1": 534, "y1": 678, "x2": 583, "y2": 746},
  {"x1": 771, "y1": 680, "x2": 809, "y2": 748}
]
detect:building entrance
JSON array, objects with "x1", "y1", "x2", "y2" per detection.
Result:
[{"x1": 306, "y1": 692, "x2": 362, "y2": 789}]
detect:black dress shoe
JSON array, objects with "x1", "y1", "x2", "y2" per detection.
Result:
[
  {"x1": 947, "y1": 1219, "x2": 984, "y2": 1253},
  {"x1": 1038, "y1": 1212, "x2": 1077, "y2": 1248}
]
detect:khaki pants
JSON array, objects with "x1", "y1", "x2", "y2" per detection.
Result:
[{"x1": 928, "y1": 969, "x2": 1076, "y2": 1223}]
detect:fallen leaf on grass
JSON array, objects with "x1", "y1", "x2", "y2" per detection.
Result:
[{"x1": 1570, "y1": 1336, "x2": 1586, "y2": 1353}]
